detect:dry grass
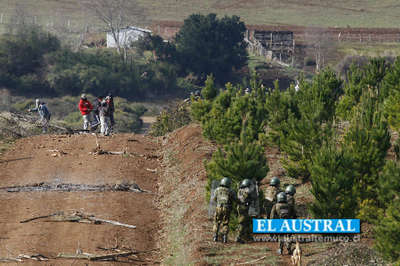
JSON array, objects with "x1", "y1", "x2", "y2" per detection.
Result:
[{"x1": 1, "y1": 0, "x2": 400, "y2": 33}]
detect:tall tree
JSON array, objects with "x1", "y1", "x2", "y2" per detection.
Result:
[
  {"x1": 83, "y1": 0, "x2": 146, "y2": 63},
  {"x1": 309, "y1": 142, "x2": 356, "y2": 218},
  {"x1": 175, "y1": 13, "x2": 247, "y2": 83}
]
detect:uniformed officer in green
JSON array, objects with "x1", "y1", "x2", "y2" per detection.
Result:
[
  {"x1": 285, "y1": 184, "x2": 297, "y2": 218},
  {"x1": 264, "y1": 176, "x2": 281, "y2": 218},
  {"x1": 211, "y1": 177, "x2": 236, "y2": 243},
  {"x1": 270, "y1": 192, "x2": 295, "y2": 255},
  {"x1": 236, "y1": 179, "x2": 252, "y2": 243}
]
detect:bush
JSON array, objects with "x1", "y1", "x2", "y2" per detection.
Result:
[
  {"x1": 378, "y1": 161, "x2": 400, "y2": 208},
  {"x1": 149, "y1": 101, "x2": 192, "y2": 136},
  {"x1": 374, "y1": 199, "x2": 400, "y2": 263},
  {"x1": 193, "y1": 80, "x2": 268, "y2": 145}
]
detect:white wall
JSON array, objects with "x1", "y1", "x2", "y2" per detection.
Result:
[{"x1": 107, "y1": 29, "x2": 149, "y2": 48}]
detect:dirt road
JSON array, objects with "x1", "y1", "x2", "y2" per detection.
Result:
[{"x1": 0, "y1": 133, "x2": 160, "y2": 264}]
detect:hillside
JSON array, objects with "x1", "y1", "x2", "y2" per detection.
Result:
[
  {"x1": 0, "y1": 123, "x2": 388, "y2": 265},
  {"x1": 0, "y1": 0, "x2": 400, "y2": 32}
]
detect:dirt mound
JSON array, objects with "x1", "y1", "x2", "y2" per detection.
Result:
[
  {"x1": 157, "y1": 124, "x2": 215, "y2": 264},
  {"x1": 0, "y1": 133, "x2": 160, "y2": 264}
]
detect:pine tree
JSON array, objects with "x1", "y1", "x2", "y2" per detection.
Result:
[
  {"x1": 337, "y1": 58, "x2": 391, "y2": 119},
  {"x1": 205, "y1": 127, "x2": 269, "y2": 193},
  {"x1": 344, "y1": 89, "x2": 390, "y2": 204},
  {"x1": 378, "y1": 160, "x2": 400, "y2": 208},
  {"x1": 374, "y1": 199, "x2": 400, "y2": 263},
  {"x1": 383, "y1": 58, "x2": 400, "y2": 130},
  {"x1": 265, "y1": 81, "x2": 299, "y2": 148},
  {"x1": 199, "y1": 81, "x2": 268, "y2": 144},
  {"x1": 201, "y1": 74, "x2": 218, "y2": 100},
  {"x1": 309, "y1": 141, "x2": 357, "y2": 218},
  {"x1": 278, "y1": 69, "x2": 341, "y2": 179}
]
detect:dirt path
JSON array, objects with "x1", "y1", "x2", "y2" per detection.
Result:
[
  {"x1": 0, "y1": 133, "x2": 160, "y2": 264},
  {"x1": 140, "y1": 116, "x2": 157, "y2": 134}
]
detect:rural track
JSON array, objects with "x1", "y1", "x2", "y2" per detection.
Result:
[{"x1": 0, "y1": 133, "x2": 160, "y2": 265}]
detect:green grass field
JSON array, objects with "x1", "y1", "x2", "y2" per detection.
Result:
[{"x1": 1, "y1": 0, "x2": 400, "y2": 31}]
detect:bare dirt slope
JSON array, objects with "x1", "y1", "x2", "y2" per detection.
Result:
[{"x1": 0, "y1": 133, "x2": 160, "y2": 264}]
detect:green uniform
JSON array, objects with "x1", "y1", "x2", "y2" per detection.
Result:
[
  {"x1": 286, "y1": 194, "x2": 297, "y2": 218},
  {"x1": 212, "y1": 186, "x2": 236, "y2": 236},
  {"x1": 264, "y1": 186, "x2": 281, "y2": 218},
  {"x1": 270, "y1": 202, "x2": 295, "y2": 255},
  {"x1": 236, "y1": 187, "x2": 252, "y2": 242}
]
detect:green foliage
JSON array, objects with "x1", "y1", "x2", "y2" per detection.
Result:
[
  {"x1": 383, "y1": 90, "x2": 400, "y2": 131},
  {"x1": 135, "y1": 34, "x2": 177, "y2": 63},
  {"x1": 374, "y1": 199, "x2": 400, "y2": 263},
  {"x1": 383, "y1": 58, "x2": 400, "y2": 131},
  {"x1": 337, "y1": 58, "x2": 391, "y2": 119},
  {"x1": 344, "y1": 90, "x2": 390, "y2": 206},
  {"x1": 114, "y1": 98, "x2": 147, "y2": 133},
  {"x1": 193, "y1": 80, "x2": 268, "y2": 145},
  {"x1": 0, "y1": 25, "x2": 183, "y2": 99},
  {"x1": 309, "y1": 141, "x2": 357, "y2": 218},
  {"x1": 0, "y1": 26, "x2": 60, "y2": 77},
  {"x1": 205, "y1": 130, "x2": 268, "y2": 193},
  {"x1": 278, "y1": 69, "x2": 342, "y2": 179},
  {"x1": 201, "y1": 75, "x2": 218, "y2": 100},
  {"x1": 149, "y1": 102, "x2": 192, "y2": 136},
  {"x1": 265, "y1": 82, "x2": 299, "y2": 147},
  {"x1": 378, "y1": 161, "x2": 400, "y2": 208},
  {"x1": 11, "y1": 99, "x2": 35, "y2": 112},
  {"x1": 175, "y1": 13, "x2": 248, "y2": 83},
  {"x1": 0, "y1": 26, "x2": 60, "y2": 94}
]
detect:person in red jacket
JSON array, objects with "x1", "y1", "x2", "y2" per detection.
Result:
[{"x1": 79, "y1": 94, "x2": 94, "y2": 130}]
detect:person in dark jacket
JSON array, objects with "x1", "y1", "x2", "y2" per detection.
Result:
[
  {"x1": 94, "y1": 95, "x2": 104, "y2": 125},
  {"x1": 106, "y1": 93, "x2": 115, "y2": 131}
]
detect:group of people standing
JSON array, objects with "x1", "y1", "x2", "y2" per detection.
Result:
[
  {"x1": 78, "y1": 93, "x2": 115, "y2": 136},
  {"x1": 28, "y1": 93, "x2": 115, "y2": 136},
  {"x1": 212, "y1": 176, "x2": 297, "y2": 255}
]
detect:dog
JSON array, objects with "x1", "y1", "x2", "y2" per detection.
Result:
[{"x1": 291, "y1": 241, "x2": 302, "y2": 266}]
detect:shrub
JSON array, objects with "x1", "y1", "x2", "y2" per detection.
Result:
[
  {"x1": 149, "y1": 101, "x2": 192, "y2": 136},
  {"x1": 374, "y1": 199, "x2": 400, "y2": 263}
]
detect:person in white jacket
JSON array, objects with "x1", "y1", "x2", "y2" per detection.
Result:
[{"x1": 98, "y1": 98, "x2": 111, "y2": 136}]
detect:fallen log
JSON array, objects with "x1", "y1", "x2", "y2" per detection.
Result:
[
  {"x1": 57, "y1": 251, "x2": 135, "y2": 261},
  {"x1": 20, "y1": 212, "x2": 62, "y2": 223},
  {"x1": 87, "y1": 217, "x2": 136, "y2": 229},
  {"x1": 89, "y1": 251, "x2": 134, "y2": 261},
  {"x1": 21, "y1": 211, "x2": 136, "y2": 229}
]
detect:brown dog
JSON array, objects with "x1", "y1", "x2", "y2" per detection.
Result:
[{"x1": 291, "y1": 241, "x2": 301, "y2": 266}]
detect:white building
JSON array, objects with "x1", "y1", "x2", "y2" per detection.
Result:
[{"x1": 106, "y1": 26, "x2": 151, "y2": 48}]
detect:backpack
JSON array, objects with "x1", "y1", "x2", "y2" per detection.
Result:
[
  {"x1": 216, "y1": 187, "x2": 230, "y2": 206},
  {"x1": 278, "y1": 204, "x2": 290, "y2": 219}
]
